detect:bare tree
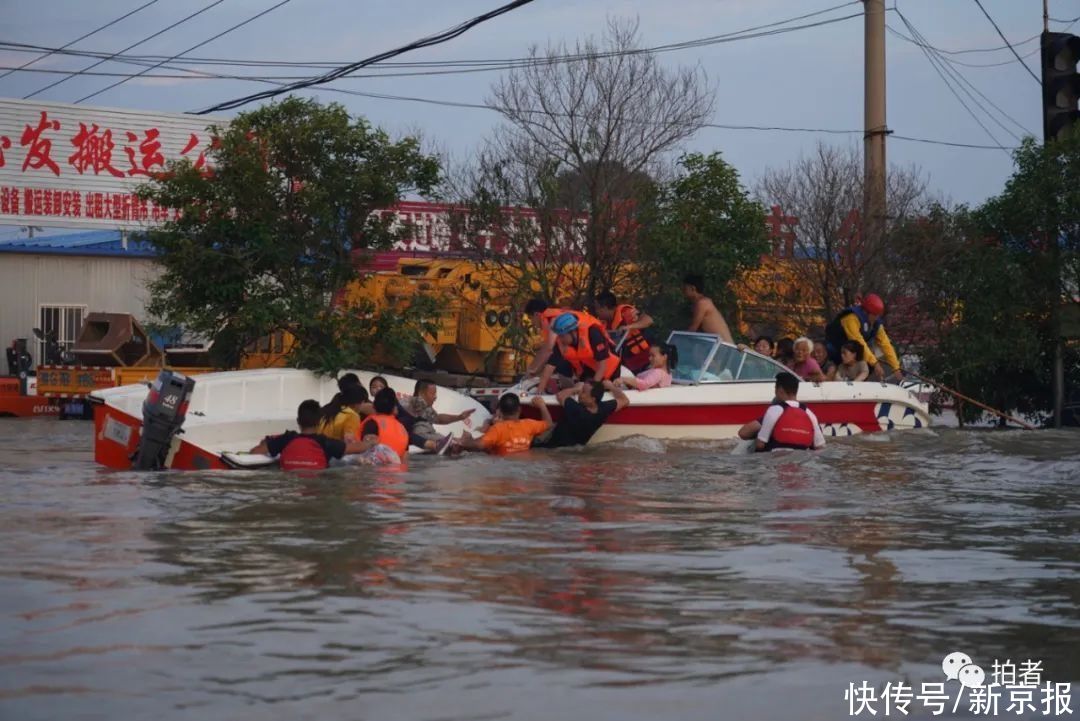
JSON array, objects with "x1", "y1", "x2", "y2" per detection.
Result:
[
  {"x1": 756, "y1": 143, "x2": 930, "y2": 323},
  {"x1": 450, "y1": 18, "x2": 715, "y2": 305}
]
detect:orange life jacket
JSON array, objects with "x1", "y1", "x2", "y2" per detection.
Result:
[
  {"x1": 557, "y1": 311, "x2": 620, "y2": 380},
  {"x1": 608, "y1": 303, "x2": 650, "y2": 360},
  {"x1": 370, "y1": 413, "x2": 409, "y2": 459},
  {"x1": 763, "y1": 401, "x2": 816, "y2": 451}
]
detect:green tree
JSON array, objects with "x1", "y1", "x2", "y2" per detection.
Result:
[
  {"x1": 638, "y1": 152, "x2": 769, "y2": 334},
  {"x1": 139, "y1": 97, "x2": 440, "y2": 372}
]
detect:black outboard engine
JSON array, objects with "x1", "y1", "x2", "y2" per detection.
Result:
[
  {"x1": 6, "y1": 339, "x2": 33, "y2": 394},
  {"x1": 133, "y1": 369, "x2": 196, "y2": 471}
]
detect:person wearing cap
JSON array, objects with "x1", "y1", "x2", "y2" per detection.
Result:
[
  {"x1": 522, "y1": 298, "x2": 571, "y2": 379},
  {"x1": 535, "y1": 311, "x2": 620, "y2": 394},
  {"x1": 824, "y1": 293, "x2": 902, "y2": 381}
]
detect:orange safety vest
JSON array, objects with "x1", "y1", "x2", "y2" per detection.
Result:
[
  {"x1": 557, "y1": 311, "x2": 620, "y2": 380},
  {"x1": 370, "y1": 413, "x2": 409, "y2": 459},
  {"x1": 608, "y1": 303, "x2": 650, "y2": 359}
]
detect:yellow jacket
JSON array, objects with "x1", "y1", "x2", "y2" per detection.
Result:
[
  {"x1": 840, "y1": 313, "x2": 900, "y2": 371},
  {"x1": 316, "y1": 407, "x2": 362, "y2": 442}
]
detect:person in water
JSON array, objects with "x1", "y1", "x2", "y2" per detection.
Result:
[
  {"x1": 834, "y1": 341, "x2": 870, "y2": 382},
  {"x1": 316, "y1": 384, "x2": 369, "y2": 441},
  {"x1": 824, "y1": 293, "x2": 902, "y2": 382},
  {"x1": 593, "y1": 290, "x2": 654, "y2": 374},
  {"x1": 535, "y1": 311, "x2": 620, "y2": 395},
  {"x1": 615, "y1": 343, "x2": 677, "y2": 390},
  {"x1": 251, "y1": 400, "x2": 366, "y2": 471},
  {"x1": 541, "y1": 379, "x2": 629, "y2": 448},
  {"x1": 683, "y1": 273, "x2": 733, "y2": 343},
  {"x1": 352, "y1": 387, "x2": 410, "y2": 465},
  {"x1": 737, "y1": 372, "x2": 826, "y2": 452},
  {"x1": 369, "y1": 375, "x2": 388, "y2": 396},
  {"x1": 456, "y1": 392, "x2": 553, "y2": 456},
  {"x1": 404, "y1": 379, "x2": 472, "y2": 454}
]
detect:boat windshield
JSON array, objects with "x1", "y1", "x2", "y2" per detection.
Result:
[{"x1": 666, "y1": 331, "x2": 789, "y2": 384}]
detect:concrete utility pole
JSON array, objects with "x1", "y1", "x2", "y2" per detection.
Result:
[{"x1": 863, "y1": 0, "x2": 888, "y2": 251}]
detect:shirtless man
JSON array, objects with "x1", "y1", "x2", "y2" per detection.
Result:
[{"x1": 683, "y1": 273, "x2": 733, "y2": 343}]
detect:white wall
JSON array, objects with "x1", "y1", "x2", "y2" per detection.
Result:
[{"x1": 0, "y1": 253, "x2": 161, "y2": 367}]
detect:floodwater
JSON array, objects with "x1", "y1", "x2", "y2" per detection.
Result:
[{"x1": 1, "y1": 417, "x2": 1078, "y2": 721}]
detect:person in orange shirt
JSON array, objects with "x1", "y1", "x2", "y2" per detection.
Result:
[{"x1": 455, "y1": 392, "x2": 552, "y2": 456}]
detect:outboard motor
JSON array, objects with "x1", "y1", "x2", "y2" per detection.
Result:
[
  {"x1": 133, "y1": 369, "x2": 196, "y2": 470},
  {"x1": 6, "y1": 339, "x2": 33, "y2": 394}
]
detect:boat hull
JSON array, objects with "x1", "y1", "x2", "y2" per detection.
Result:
[{"x1": 91, "y1": 368, "x2": 492, "y2": 471}]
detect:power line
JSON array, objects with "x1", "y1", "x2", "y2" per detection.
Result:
[
  {"x1": 74, "y1": 0, "x2": 296, "y2": 104},
  {"x1": 895, "y1": 8, "x2": 1011, "y2": 153},
  {"x1": 886, "y1": 24, "x2": 1041, "y2": 68},
  {"x1": 0, "y1": 0, "x2": 161, "y2": 82},
  {"x1": 893, "y1": 14, "x2": 1033, "y2": 139},
  {"x1": 971, "y1": 0, "x2": 1041, "y2": 84},
  {"x1": 0, "y1": 11, "x2": 867, "y2": 85},
  {"x1": 196, "y1": 0, "x2": 540, "y2": 114},
  {"x1": 22, "y1": 0, "x2": 227, "y2": 100}
]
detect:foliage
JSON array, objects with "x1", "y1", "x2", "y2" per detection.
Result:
[
  {"x1": 910, "y1": 135, "x2": 1080, "y2": 424},
  {"x1": 445, "y1": 17, "x2": 714, "y2": 324},
  {"x1": 638, "y1": 152, "x2": 769, "y2": 335},
  {"x1": 138, "y1": 97, "x2": 440, "y2": 372}
]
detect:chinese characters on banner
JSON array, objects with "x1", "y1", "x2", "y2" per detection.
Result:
[{"x1": 0, "y1": 98, "x2": 222, "y2": 231}]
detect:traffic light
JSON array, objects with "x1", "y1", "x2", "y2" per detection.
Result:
[{"x1": 1041, "y1": 32, "x2": 1080, "y2": 142}]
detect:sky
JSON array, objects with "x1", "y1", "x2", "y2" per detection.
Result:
[{"x1": 0, "y1": 0, "x2": 1076, "y2": 241}]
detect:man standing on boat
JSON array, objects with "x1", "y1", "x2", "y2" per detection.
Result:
[
  {"x1": 824, "y1": 293, "x2": 902, "y2": 382},
  {"x1": 593, "y1": 290, "x2": 654, "y2": 374},
  {"x1": 683, "y1": 274, "x2": 734, "y2": 344},
  {"x1": 535, "y1": 312, "x2": 621, "y2": 394}
]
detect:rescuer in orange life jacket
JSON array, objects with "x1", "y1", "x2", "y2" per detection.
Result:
[
  {"x1": 737, "y1": 372, "x2": 826, "y2": 452},
  {"x1": 592, "y1": 290, "x2": 654, "y2": 374},
  {"x1": 535, "y1": 311, "x2": 622, "y2": 394},
  {"x1": 522, "y1": 298, "x2": 572, "y2": 380}
]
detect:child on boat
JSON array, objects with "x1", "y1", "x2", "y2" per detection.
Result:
[
  {"x1": 615, "y1": 343, "x2": 677, "y2": 391},
  {"x1": 834, "y1": 341, "x2": 870, "y2": 382}
]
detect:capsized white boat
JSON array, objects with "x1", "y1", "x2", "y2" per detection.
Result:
[
  {"x1": 475, "y1": 332, "x2": 931, "y2": 444},
  {"x1": 90, "y1": 368, "x2": 491, "y2": 470}
]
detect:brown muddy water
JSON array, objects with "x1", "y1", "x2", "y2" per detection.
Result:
[{"x1": 1, "y1": 417, "x2": 1078, "y2": 721}]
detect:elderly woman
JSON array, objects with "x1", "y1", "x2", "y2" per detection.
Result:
[
  {"x1": 812, "y1": 340, "x2": 837, "y2": 381},
  {"x1": 791, "y1": 336, "x2": 827, "y2": 383}
]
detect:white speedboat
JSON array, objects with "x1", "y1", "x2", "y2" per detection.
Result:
[
  {"x1": 478, "y1": 332, "x2": 930, "y2": 443},
  {"x1": 90, "y1": 368, "x2": 491, "y2": 470}
]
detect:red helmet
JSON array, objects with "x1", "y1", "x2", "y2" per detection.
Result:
[{"x1": 861, "y1": 293, "x2": 885, "y2": 316}]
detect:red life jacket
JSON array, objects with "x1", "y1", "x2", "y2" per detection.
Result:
[
  {"x1": 370, "y1": 413, "x2": 409, "y2": 460},
  {"x1": 557, "y1": 311, "x2": 620, "y2": 380},
  {"x1": 280, "y1": 435, "x2": 330, "y2": 471},
  {"x1": 763, "y1": 400, "x2": 816, "y2": 451},
  {"x1": 608, "y1": 303, "x2": 650, "y2": 369}
]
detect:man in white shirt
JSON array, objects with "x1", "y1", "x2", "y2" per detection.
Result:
[{"x1": 738, "y1": 372, "x2": 826, "y2": 452}]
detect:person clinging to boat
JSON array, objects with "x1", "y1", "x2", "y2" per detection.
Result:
[
  {"x1": 824, "y1": 293, "x2": 903, "y2": 382},
  {"x1": 534, "y1": 311, "x2": 622, "y2": 394},
  {"x1": 737, "y1": 372, "x2": 826, "y2": 452},
  {"x1": 455, "y1": 392, "x2": 553, "y2": 456},
  {"x1": 251, "y1": 400, "x2": 368, "y2": 471},
  {"x1": 534, "y1": 379, "x2": 629, "y2": 448},
  {"x1": 350, "y1": 387, "x2": 410, "y2": 465},
  {"x1": 592, "y1": 290, "x2": 654, "y2": 374},
  {"x1": 403, "y1": 379, "x2": 472, "y2": 455},
  {"x1": 316, "y1": 383, "x2": 369, "y2": 442}
]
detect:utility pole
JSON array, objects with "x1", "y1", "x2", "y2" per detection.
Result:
[
  {"x1": 1043, "y1": 0, "x2": 1049, "y2": 33},
  {"x1": 863, "y1": 0, "x2": 888, "y2": 255}
]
